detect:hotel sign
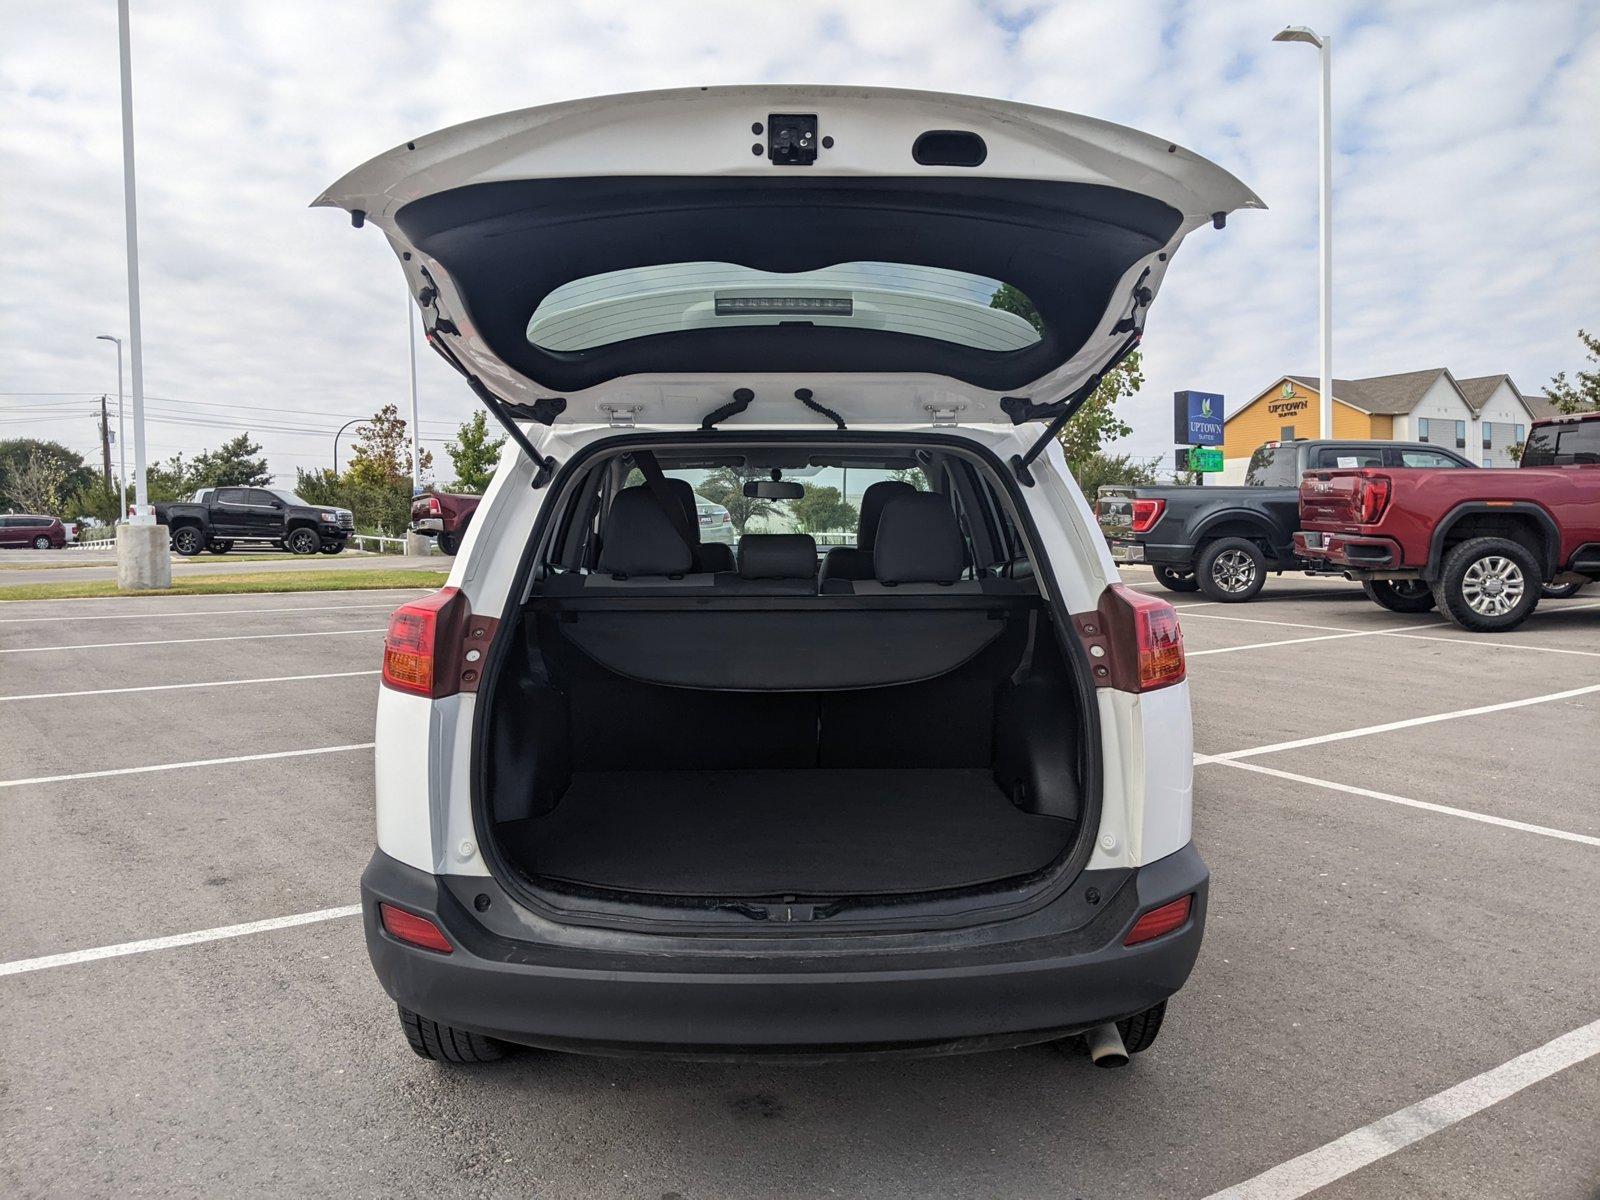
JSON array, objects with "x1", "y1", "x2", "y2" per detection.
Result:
[
  {"x1": 1173, "y1": 390, "x2": 1225, "y2": 446},
  {"x1": 1268, "y1": 380, "x2": 1310, "y2": 418}
]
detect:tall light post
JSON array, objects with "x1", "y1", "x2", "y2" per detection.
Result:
[
  {"x1": 333, "y1": 417, "x2": 366, "y2": 474},
  {"x1": 115, "y1": 0, "x2": 153, "y2": 523},
  {"x1": 1273, "y1": 24, "x2": 1334, "y2": 440},
  {"x1": 96, "y1": 335, "x2": 127, "y2": 519}
]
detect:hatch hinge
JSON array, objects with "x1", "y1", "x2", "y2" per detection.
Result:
[
  {"x1": 597, "y1": 404, "x2": 644, "y2": 428},
  {"x1": 923, "y1": 402, "x2": 967, "y2": 426}
]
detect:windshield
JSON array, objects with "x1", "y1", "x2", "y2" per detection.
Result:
[
  {"x1": 528, "y1": 262, "x2": 1043, "y2": 353},
  {"x1": 269, "y1": 489, "x2": 312, "y2": 507}
]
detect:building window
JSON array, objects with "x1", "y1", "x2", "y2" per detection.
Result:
[
  {"x1": 1280, "y1": 425, "x2": 1296, "y2": 441},
  {"x1": 1515, "y1": 424, "x2": 1525, "y2": 444},
  {"x1": 1483, "y1": 421, "x2": 1493, "y2": 450},
  {"x1": 1455, "y1": 420, "x2": 1466, "y2": 449},
  {"x1": 1417, "y1": 418, "x2": 1429, "y2": 443}
]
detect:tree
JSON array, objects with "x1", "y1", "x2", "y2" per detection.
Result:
[
  {"x1": 1546, "y1": 329, "x2": 1600, "y2": 414},
  {"x1": 190, "y1": 433, "x2": 271, "y2": 488},
  {"x1": 889, "y1": 467, "x2": 929, "y2": 491},
  {"x1": 347, "y1": 404, "x2": 433, "y2": 490},
  {"x1": 445, "y1": 411, "x2": 504, "y2": 493},
  {"x1": 789, "y1": 485, "x2": 857, "y2": 535},
  {"x1": 1068, "y1": 452, "x2": 1163, "y2": 498},
  {"x1": 989, "y1": 283, "x2": 1043, "y2": 333},
  {"x1": 697, "y1": 466, "x2": 775, "y2": 534},
  {"x1": 0, "y1": 440, "x2": 95, "y2": 514},
  {"x1": 1055, "y1": 350, "x2": 1144, "y2": 470}
]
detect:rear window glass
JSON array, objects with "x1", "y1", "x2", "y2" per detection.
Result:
[
  {"x1": 1244, "y1": 445, "x2": 1299, "y2": 486},
  {"x1": 527, "y1": 263, "x2": 1043, "y2": 353},
  {"x1": 1521, "y1": 420, "x2": 1600, "y2": 467}
]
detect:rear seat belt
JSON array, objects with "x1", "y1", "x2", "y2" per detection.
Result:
[{"x1": 632, "y1": 450, "x2": 700, "y2": 559}]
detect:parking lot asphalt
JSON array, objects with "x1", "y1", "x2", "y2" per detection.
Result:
[{"x1": 2, "y1": 573, "x2": 1596, "y2": 1198}]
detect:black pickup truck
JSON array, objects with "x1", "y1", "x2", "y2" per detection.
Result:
[
  {"x1": 1096, "y1": 439, "x2": 1475, "y2": 601},
  {"x1": 154, "y1": 486, "x2": 354, "y2": 556}
]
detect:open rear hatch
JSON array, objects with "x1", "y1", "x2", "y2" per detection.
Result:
[{"x1": 316, "y1": 85, "x2": 1261, "y2": 429}]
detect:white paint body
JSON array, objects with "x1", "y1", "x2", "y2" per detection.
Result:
[{"x1": 374, "y1": 422, "x2": 1196, "y2": 881}]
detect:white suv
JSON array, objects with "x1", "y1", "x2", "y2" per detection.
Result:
[{"x1": 319, "y1": 86, "x2": 1258, "y2": 1066}]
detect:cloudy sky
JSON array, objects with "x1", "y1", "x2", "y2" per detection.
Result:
[{"x1": 2, "y1": 0, "x2": 1596, "y2": 486}]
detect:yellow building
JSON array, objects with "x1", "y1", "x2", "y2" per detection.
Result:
[{"x1": 1220, "y1": 369, "x2": 1541, "y2": 482}]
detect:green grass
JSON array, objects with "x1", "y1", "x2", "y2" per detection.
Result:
[
  {"x1": 0, "y1": 552, "x2": 305, "y2": 572},
  {"x1": 0, "y1": 568, "x2": 448, "y2": 601}
]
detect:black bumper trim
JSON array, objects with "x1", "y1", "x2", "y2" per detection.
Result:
[{"x1": 360, "y1": 844, "x2": 1208, "y2": 1057}]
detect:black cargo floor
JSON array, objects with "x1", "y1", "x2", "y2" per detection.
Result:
[{"x1": 499, "y1": 769, "x2": 1072, "y2": 896}]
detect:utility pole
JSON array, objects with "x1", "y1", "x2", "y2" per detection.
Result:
[{"x1": 99, "y1": 396, "x2": 114, "y2": 493}]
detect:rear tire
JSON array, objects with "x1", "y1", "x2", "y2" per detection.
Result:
[
  {"x1": 1197, "y1": 538, "x2": 1266, "y2": 603},
  {"x1": 286, "y1": 527, "x2": 321, "y2": 555},
  {"x1": 1152, "y1": 565, "x2": 1199, "y2": 593},
  {"x1": 1432, "y1": 536, "x2": 1541, "y2": 632},
  {"x1": 170, "y1": 526, "x2": 206, "y2": 557},
  {"x1": 1362, "y1": 578, "x2": 1437, "y2": 613},
  {"x1": 1118, "y1": 1000, "x2": 1167, "y2": 1054},
  {"x1": 437, "y1": 531, "x2": 458, "y2": 556},
  {"x1": 398, "y1": 1005, "x2": 506, "y2": 1063},
  {"x1": 1542, "y1": 579, "x2": 1586, "y2": 599}
]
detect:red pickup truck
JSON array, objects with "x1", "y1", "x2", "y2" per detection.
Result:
[
  {"x1": 409, "y1": 490, "x2": 481, "y2": 555},
  {"x1": 1295, "y1": 411, "x2": 1600, "y2": 631}
]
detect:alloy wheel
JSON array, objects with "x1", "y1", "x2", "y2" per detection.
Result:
[
  {"x1": 1211, "y1": 548, "x2": 1258, "y2": 593},
  {"x1": 1461, "y1": 555, "x2": 1525, "y2": 617}
]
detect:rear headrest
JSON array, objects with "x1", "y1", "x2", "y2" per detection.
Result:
[
  {"x1": 598, "y1": 487, "x2": 693, "y2": 577},
  {"x1": 856, "y1": 479, "x2": 916, "y2": 552},
  {"x1": 873, "y1": 493, "x2": 965, "y2": 585},
  {"x1": 664, "y1": 478, "x2": 703, "y2": 544},
  {"x1": 737, "y1": 534, "x2": 817, "y2": 580}
]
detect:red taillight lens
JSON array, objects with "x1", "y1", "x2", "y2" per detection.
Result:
[
  {"x1": 1129, "y1": 498, "x2": 1166, "y2": 534},
  {"x1": 1124, "y1": 894, "x2": 1193, "y2": 946},
  {"x1": 378, "y1": 902, "x2": 453, "y2": 954},
  {"x1": 1357, "y1": 475, "x2": 1391, "y2": 524},
  {"x1": 428, "y1": 495, "x2": 442, "y2": 515},
  {"x1": 1101, "y1": 583, "x2": 1185, "y2": 691},
  {"x1": 382, "y1": 587, "x2": 465, "y2": 697}
]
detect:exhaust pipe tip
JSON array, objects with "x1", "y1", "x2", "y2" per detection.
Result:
[{"x1": 1084, "y1": 1022, "x2": 1129, "y2": 1069}]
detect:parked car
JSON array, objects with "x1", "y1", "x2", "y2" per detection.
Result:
[
  {"x1": 410, "y1": 490, "x2": 482, "y2": 555},
  {"x1": 320, "y1": 85, "x2": 1259, "y2": 1066},
  {"x1": 0, "y1": 513, "x2": 67, "y2": 549},
  {"x1": 692, "y1": 492, "x2": 736, "y2": 546},
  {"x1": 1295, "y1": 411, "x2": 1600, "y2": 630},
  {"x1": 1097, "y1": 439, "x2": 1474, "y2": 601},
  {"x1": 154, "y1": 486, "x2": 354, "y2": 556}
]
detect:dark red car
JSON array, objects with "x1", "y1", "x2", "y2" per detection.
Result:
[
  {"x1": 0, "y1": 513, "x2": 67, "y2": 549},
  {"x1": 409, "y1": 491, "x2": 481, "y2": 555},
  {"x1": 1296, "y1": 411, "x2": 1600, "y2": 631}
]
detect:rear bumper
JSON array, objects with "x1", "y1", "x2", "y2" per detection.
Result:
[
  {"x1": 1294, "y1": 531, "x2": 1403, "y2": 571},
  {"x1": 1110, "y1": 539, "x2": 1191, "y2": 568},
  {"x1": 410, "y1": 518, "x2": 444, "y2": 535},
  {"x1": 361, "y1": 844, "x2": 1209, "y2": 1058}
]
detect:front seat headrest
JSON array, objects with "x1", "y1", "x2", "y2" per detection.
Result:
[
  {"x1": 737, "y1": 534, "x2": 817, "y2": 580},
  {"x1": 873, "y1": 493, "x2": 964, "y2": 585},
  {"x1": 597, "y1": 487, "x2": 693, "y2": 577},
  {"x1": 856, "y1": 479, "x2": 916, "y2": 553},
  {"x1": 664, "y1": 479, "x2": 704, "y2": 544}
]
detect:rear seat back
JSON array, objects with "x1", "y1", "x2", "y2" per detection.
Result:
[
  {"x1": 546, "y1": 486, "x2": 718, "y2": 592},
  {"x1": 817, "y1": 479, "x2": 915, "y2": 587},
  {"x1": 837, "y1": 492, "x2": 1020, "y2": 595},
  {"x1": 721, "y1": 534, "x2": 818, "y2": 594}
]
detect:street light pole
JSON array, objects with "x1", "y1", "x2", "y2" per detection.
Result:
[
  {"x1": 333, "y1": 417, "x2": 366, "y2": 474},
  {"x1": 1273, "y1": 25, "x2": 1334, "y2": 440},
  {"x1": 116, "y1": 0, "x2": 153, "y2": 522},
  {"x1": 96, "y1": 335, "x2": 126, "y2": 519},
  {"x1": 407, "y1": 293, "x2": 421, "y2": 492}
]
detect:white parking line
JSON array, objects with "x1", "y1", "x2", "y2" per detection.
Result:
[
  {"x1": 0, "y1": 670, "x2": 380, "y2": 703},
  {"x1": 0, "y1": 905, "x2": 363, "y2": 978},
  {"x1": 1202, "y1": 758, "x2": 1600, "y2": 848},
  {"x1": 0, "y1": 627, "x2": 386, "y2": 655},
  {"x1": 1206, "y1": 683, "x2": 1600, "y2": 762},
  {"x1": 0, "y1": 742, "x2": 375, "y2": 790},
  {"x1": 1188, "y1": 630, "x2": 1382, "y2": 657},
  {"x1": 1203, "y1": 1016, "x2": 1600, "y2": 1199},
  {"x1": 1381, "y1": 630, "x2": 1600, "y2": 659},
  {"x1": 0, "y1": 601, "x2": 405, "y2": 624}
]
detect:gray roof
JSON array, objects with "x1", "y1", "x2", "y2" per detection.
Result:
[
  {"x1": 1519, "y1": 391, "x2": 1563, "y2": 420},
  {"x1": 1456, "y1": 374, "x2": 1510, "y2": 411},
  {"x1": 1283, "y1": 368, "x2": 1458, "y2": 415}
]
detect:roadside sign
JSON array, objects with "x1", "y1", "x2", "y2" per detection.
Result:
[
  {"x1": 1187, "y1": 447, "x2": 1224, "y2": 473},
  {"x1": 1174, "y1": 390, "x2": 1225, "y2": 446}
]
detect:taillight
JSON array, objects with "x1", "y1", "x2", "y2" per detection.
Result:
[
  {"x1": 1124, "y1": 894, "x2": 1193, "y2": 946},
  {"x1": 428, "y1": 495, "x2": 442, "y2": 515},
  {"x1": 1097, "y1": 584, "x2": 1186, "y2": 692},
  {"x1": 378, "y1": 903, "x2": 453, "y2": 954},
  {"x1": 1129, "y1": 498, "x2": 1166, "y2": 534},
  {"x1": 1357, "y1": 475, "x2": 1391, "y2": 524},
  {"x1": 382, "y1": 587, "x2": 468, "y2": 697}
]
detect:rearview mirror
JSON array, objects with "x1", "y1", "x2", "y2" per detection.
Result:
[{"x1": 744, "y1": 480, "x2": 804, "y2": 500}]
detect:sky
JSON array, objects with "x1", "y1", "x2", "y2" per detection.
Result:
[{"x1": 2, "y1": 0, "x2": 1596, "y2": 488}]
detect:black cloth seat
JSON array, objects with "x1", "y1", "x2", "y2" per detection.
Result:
[
  {"x1": 544, "y1": 486, "x2": 719, "y2": 593},
  {"x1": 834, "y1": 491, "x2": 1021, "y2": 595},
  {"x1": 818, "y1": 480, "x2": 916, "y2": 588},
  {"x1": 664, "y1": 478, "x2": 735, "y2": 573},
  {"x1": 716, "y1": 533, "x2": 818, "y2": 594}
]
